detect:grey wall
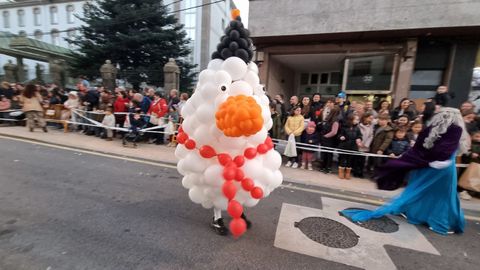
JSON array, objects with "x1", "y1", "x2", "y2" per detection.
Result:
[{"x1": 249, "y1": 0, "x2": 480, "y2": 37}]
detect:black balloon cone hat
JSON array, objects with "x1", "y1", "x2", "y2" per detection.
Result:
[{"x1": 211, "y1": 9, "x2": 254, "y2": 64}]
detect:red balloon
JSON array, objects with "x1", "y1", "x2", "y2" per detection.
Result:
[
  {"x1": 244, "y1": 147, "x2": 257, "y2": 159},
  {"x1": 241, "y1": 178, "x2": 254, "y2": 191},
  {"x1": 257, "y1": 144, "x2": 269, "y2": 154},
  {"x1": 223, "y1": 167, "x2": 236, "y2": 181},
  {"x1": 234, "y1": 169, "x2": 244, "y2": 182},
  {"x1": 230, "y1": 218, "x2": 247, "y2": 238},
  {"x1": 251, "y1": 186, "x2": 264, "y2": 199},
  {"x1": 178, "y1": 126, "x2": 183, "y2": 133},
  {"x1": 184, "y1": 139, "x2": 196, "y2": 150},
  {"x1": 227, "y1": 200, "x2": 243, "y2": 218},
  {"x1": 233, "y1": 155, "x2": 245, "y2": 167},
  {"x1": 177, "y1": 132, "x2": 188, "y2": 144},
  {"x1": 222, "y1": 181, "x2": 237, "y2": 200},
  {"x1": 199, "y1": 145, "x2": 216, "y2": 158},
  {"x1": 264, "y1": 137, "x2": 274, "y2": 149},
  {"x1": 217, "y1": 153, "x2": 232, "y2": 166}
]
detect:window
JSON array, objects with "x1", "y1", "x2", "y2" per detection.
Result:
[
  {"x1": 67, "y1": 29, "x2": 76, "y2": 48},
  {"x1": 34, "y1": 8, "x2": 41, "y2": 26},
  {"x1": 300, "y1": 73, "x2": 309, "y2": 85},
  {"x1": 352, "y1": 61, "x2": 372, "y2": 76},
  {"x1": 320, "y1": 73, "x2": 329, "y2": 84},
  {"x1": 18, "y1": 9, "x2": 25, "y2": 27},
  {"x1": 66, "y1": 5, "x2": 75, "y2": 24},
  {"x1": 51, "y1": 29, "x2": 60, "y2": 45},
  {"x1": 50, "y1": 6, "x2": 58, "y2": 24},
  {"x1": 18, "y1": 30, "x2": 27, "y2": 37},
  {"x1": 310, "y1": 73, "x2": 319, "y2": 84},
  {"x1": 3, "y1": 11, "x2": 9, "y2": 28},
  {"x1": 34, "y1": 30, "x2": 43, "y2": 40}
]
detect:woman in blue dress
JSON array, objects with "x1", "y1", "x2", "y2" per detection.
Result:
[{"x1": 340, "y1": 106, "x2": 470, "y2": 235}]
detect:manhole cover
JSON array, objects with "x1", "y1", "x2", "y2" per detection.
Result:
[
  {"x1": 340, "y1": 208, "x2": 399, "y2": 233},
  {"x1": 294, "y1": 217, "x2": 359, "y2": 249}
]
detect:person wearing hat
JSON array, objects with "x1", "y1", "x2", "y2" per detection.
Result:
[
  {"x1": 147, "y1": 90, "x2": 168, "y2": 144},
  {"x1": 300, "y1": 121, "x2": 319, "y2": 170}
]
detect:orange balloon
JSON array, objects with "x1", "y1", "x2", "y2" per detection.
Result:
[{"x1": 216, "y1": 95, "x2": 264, "y2": 137}]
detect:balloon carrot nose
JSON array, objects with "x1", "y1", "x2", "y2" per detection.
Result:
[
  {"x1": 215, "y1": 95, "x2": 264, "y2": 137},
  {"x1": 231, "y1": 9, "x2": 241, "y2": 20}
]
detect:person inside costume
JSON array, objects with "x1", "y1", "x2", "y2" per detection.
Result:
[{"x1": 340, "y1": 103, "x2": 469, "y2": 235}]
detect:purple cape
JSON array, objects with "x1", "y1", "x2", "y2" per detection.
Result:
[{"x1": 375, "y1": 124, "x2": 462, "y2": 190}]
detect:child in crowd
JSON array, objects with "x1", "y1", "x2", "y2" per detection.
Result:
[
  {"x1": 394, "y1": 114, "x2": 410, "y2": 129},
  {"x1": 269, "y1": 102, "x2": 283, "y2": 139},
  {"x1": 354, "y1": 112, "x2": 374, "y2": 178},
  {"x1": 300, "y1": 121, "x2": 319, "y2": 170},
  {"x1": 369, "y1": 114, "x2": 394, "y2": 169},
  {"x1": 408, "y1": 120, "x2": 423, "y2": 147},
  {"x1": 319, "y1": 104, "x2": 341, "y2": 174},
  {"x1": 284, "y1": 106, "x2": 305, "y2": 168},
  {"x1": 386, "y1": 128, "x2": 410, "y2": 158},
  {"x1": 337, "y1": 114, "x2": 362, "y2": 179},
  {"x1": 123, "y1": 112, "x2": 146, "y2": 147},
  {"x1": 166, "y1": 105, "x2": 179, "y2": 147},
  {"x1": 101, "y1": 107, "x2": 116, "y2": 141}
]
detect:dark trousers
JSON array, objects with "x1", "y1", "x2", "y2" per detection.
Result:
[
  {"x1": 339, "y1": 154, "x2": 354, "y2": 168},
  {"x1": 321, "y1": 152, "x2": 333, "y2": 170},
  {"x1": 353, "y1": 155, "x2": 366, "y2": 176},
  {"x1": 147, "y1": 122, "x2": 165, "y2": 144}
]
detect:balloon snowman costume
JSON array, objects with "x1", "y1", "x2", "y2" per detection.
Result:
[{"x1": 175, "y1": 9, "x2": 283, "y2": 237}]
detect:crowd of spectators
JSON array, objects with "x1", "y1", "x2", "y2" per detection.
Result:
[{"x1": 1, "y1": 80, "x2": 479, "y2": 199}]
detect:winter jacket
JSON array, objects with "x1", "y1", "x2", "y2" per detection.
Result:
[
  {"x1": 386, "y1": 138, "x2": 410, "y2": 156},
  {"x1": 358, "y1": 123, "x2": 373, "y2": 152},
  {"x1": 337, "y1": 125, "x2": 362, "y2": 151},
  {"x1": 391, "y1": 107, "x2": 415, "y2": 121},
  {"x1": 284, "y1": 115, "x2": 305, "y2": 136},
  {"x1": 370, "y1": 124, "x2": 394, "y2": 153},
  {"x1": 301, "y1": 131, "x2": 320, "y2": 152},
  {"x1": 101, "y1": 114, "x2": 116, "y2": 127},
  {"x1": 20, "y1": 93, "x2": 44, "y2": 112},
  {"x1": 148, "y1": 98, "x2": 168, "y2": 118},
  {"x1": 64, "y1": 98, "x2": 79, "y2": 110},
  {"x1": 269, "y1": 112, "x2": 283, "y2": 139},
  {"x1": 319, "y1": 120, "x2": 339, "y2": 147},
  {"x1": 114, "y1": 97, "x2": 129, "y2": 113}
]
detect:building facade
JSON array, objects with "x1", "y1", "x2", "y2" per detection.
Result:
[
  {"x1": 249, "y1": 0, "x2": 480, "y2": 107},
  {"x1": 0, "y1": 0, "x2": 235, "y2": 82}
]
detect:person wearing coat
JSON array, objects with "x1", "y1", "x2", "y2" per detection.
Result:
[
  {"x1": 20, "y1": 84, "x2": 47, "y2": 132},
  {"x1": 353, "y1": 112, "x2": 374, "y2": 178},
  {"x1": 269, "y1": 102, "x2": 283, "y2": 140},
  {"x1": 147, "y1": 91, "x2": 168, "y2": 145},
  {"x1": 337, "y1": 114, "x2": 362, "y2": 179},
  {"x1": 319, "y1": 104, "x2": 341, "y2": 174},
  {"x1": 369, "y1": 114, "x2": 394, "y2": 169},
  {"x1": 284, "y1": 106, "x2": 305, "y2": 168}
]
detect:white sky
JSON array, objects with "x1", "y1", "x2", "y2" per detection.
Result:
[{"x1": 233, "y1": 0, "x2": 249, "y2": 27}]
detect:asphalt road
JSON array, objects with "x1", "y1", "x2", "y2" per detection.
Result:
[{"x1": 0, "y1": 137, "x2": 479, "y2": 270}]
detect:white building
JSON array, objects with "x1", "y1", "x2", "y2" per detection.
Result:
[{"x1": 0, "y1": 0, "x2": 235, "y2": 81}]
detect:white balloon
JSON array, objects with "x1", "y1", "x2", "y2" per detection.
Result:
[
  {"x1": 182, "y1": 175, "x2": 196, "y2": 189},
  {"x1": 181, "y1": 115, "x2": 198, "y2": 135},
  {"x1": 207, "y1": 59, "x2": 224, "y2": 71},
  {"x1": 243, "y1": 71, "x2": 260, "y2": 87},
  {"x1": 265, "y1": 118, "x2": 273, "y2": 130},
  {"x1": 260, "y1": 95, "x2": 270, "y2": 106},
  {"x1": 189, "y1": 186, "x2": 205, "y2": 204},
  {"x1": 198, "y1": 69, "x2": 216, "y2": 84},
  {"x1": 227, "y1": 80, "x2": 253, "y2": 96},
  {"x1": 271, "y1": 170, "x2": 283, "y2": 189},
  {"x1": 174, "y1": 144, "x2": 189, "y2": 159},
  {"x1": 201, "y1": 200, "x2": 213, "y2": 209},
  {"x1": 214, "y1": 93, "x2": 228, "y2": 108},
  {"x1": 213, "y1": 196, "x2": 228, "y2": 210},
  {"x1": 248, "y1": 62, "x2": 259, "y2": 74},
  {"x1": 193, "y1": 124, "x2": 213, "y2": 147},
  {"x1": 244, "y1": 198, "x2": 259, "y2": 207},
  {"x1": 214, "y1": 70, "x2": 232, "y2": 86},
  {"x1": 243, "y1": 158, "x2": 264, "y2": 179},
  {"x1": 221, "y1": 57, "x2": 247, "y2": 81},
  {"x1": 196, "y1": 105, "x2": 215, "y2": 123},
  {"x1": 184, "y1": 152, "x2": 210, "y2": 173},
  {"x1": 177, "y1": 159, "x2": 188, "y2": 176},
  {"x1": 200, "y1": 83, "x2": 220, "y2": 102},
  {"x1": 254, "y1": 85, "x2": 265, "y2": 96},
  {"x1": 247, "y1": 127, "x2": 267, "y2": 145},
  {"x1": 219, "y1": 135, "x2": 247, "y2": 150},
  {"x1": 263, "y1": 150, "x2": 282, "y2": 170},
  {"x1": 181, "y1": 102, "x2": 195, "y2": 118},
  {"x1": 204, "y1": 164, "x2": 223, "y2": 187},
  {"x1": 209, "y1": 125, "x2": 223, "y2": 141}
]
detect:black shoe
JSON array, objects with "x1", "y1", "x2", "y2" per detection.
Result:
[
  {"x1": 211, "y1": 217, "x2": 228, "y2": 235},
  {"x1": 29, "y1": 127, "x2": 34, "y2": 132},
  {"x1": 42, "y1": 127, "x2": 48, "y2": 133},
  {"x1": 241, "y1": 213, "x2": 252, "y2": 229}
]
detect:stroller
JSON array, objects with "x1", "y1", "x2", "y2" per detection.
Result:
[{"x1": 122, "y1": 113, "x2": 146, "y2": 148}]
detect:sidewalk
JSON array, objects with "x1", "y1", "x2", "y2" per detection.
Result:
[{"x1": 1, "y1": 125, "x2": 479, "y2": 212}]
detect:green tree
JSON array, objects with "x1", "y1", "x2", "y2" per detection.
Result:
[{"x1": 67, "y1": 0, "x2": 197, "y2": 90}]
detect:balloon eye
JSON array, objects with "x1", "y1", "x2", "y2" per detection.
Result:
[{"x1": 221, "y1": 85, "x2": 227, "y2": 91}]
